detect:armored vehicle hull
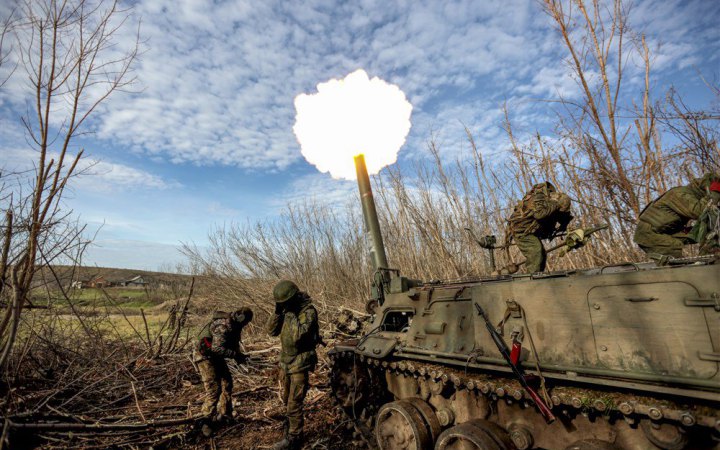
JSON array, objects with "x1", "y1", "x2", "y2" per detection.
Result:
[{"x1": 330, "y1": 258, "x2": 720, "y2": 450}]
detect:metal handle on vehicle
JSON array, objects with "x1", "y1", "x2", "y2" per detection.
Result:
[
  {"x1": 600, "y1": 262, "x2": 641, "y2": 274},
  {"x1": 684, "y1": 294, "x2": 720, "y2": 311},
  {"x1": 625, "y1": 297, "x2": 657, "y2": 303},
  {"x1": 698, "y1": 352, "x2": 720, "y2": 362}
]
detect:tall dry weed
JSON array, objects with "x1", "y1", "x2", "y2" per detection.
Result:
[{"x1": 183, "y1": 0, "x2": 720, "y2": 324}]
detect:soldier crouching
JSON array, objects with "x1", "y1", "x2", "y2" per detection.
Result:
[
  {"x1": 506, "y1": 181, "x2": 573, "y2": 273},
  {"x1": 194, "y1": 308, "x2": 253, "y2": 421},
  {"x1": 634, "y1": 172, "x2": 720, "y2": 258},
  {"x1": 268, "y1": 280, "x2": 320, "y2": 450}
]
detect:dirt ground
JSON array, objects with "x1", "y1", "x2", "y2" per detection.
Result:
[
  {"x1": 192, "y1": 367, "x2": 362, "y2": 450},
  {"x1": 17, "y1": 366, "x2": 360, "y2": 449},
  {"x1": 8, "y1": 299, "x2": 371, "y2": 450},
  {"x1": 12, "y1": 360, "x2": 361, "y2": 450}
]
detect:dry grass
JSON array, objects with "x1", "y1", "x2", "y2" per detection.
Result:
[
  {"x1": 2, "y1": 283, "x2": 367, "y2": 449},
  {"x1": 181, "y1": 128, "x2": 711, "y2": 324},
  {"x1": 181, "y1": 0, "x2": 719, "y2": 322},
  {"x1": 3, "y1": 2, "x2": 719, "y2": 449}
]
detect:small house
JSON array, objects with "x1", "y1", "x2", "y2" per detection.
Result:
[
  {"x1": 122, "y1": 275, "x2": 148, "y2": 287},
  {"x1": 87, "y1": 276, "x2": 111, "y2": 288}
]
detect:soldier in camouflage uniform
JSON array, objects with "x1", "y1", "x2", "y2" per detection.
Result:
[
  {"x1": 634, "y1": 173, "x2": 720, "y2": 258},
  {"x1": 507, "y1": 182, "x2": 573, "y2": 273},
  {"x1": 268, "y1": 280, "x2": 320, "y2": 450},
  {"x1": 194, "y1": 307, "x2": 253, "y2": 420}
]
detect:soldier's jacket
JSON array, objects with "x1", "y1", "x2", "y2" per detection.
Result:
[
  {"x1": 195, "y1": 311, "x2": 243, "y2": 362},
  {"x1": 508, "y1": 182, "x2": 573, "y2": 239},
  {"x1": 638, "y1": 174, "x2": 717, "y2": 236},
  {"x1": 267, "y1": 293, "x2": 319, "y2": 374}
]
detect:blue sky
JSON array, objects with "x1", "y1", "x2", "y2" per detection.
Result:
[{"x1": 1, "y1": 0, "x2": 718, "y2": 270}]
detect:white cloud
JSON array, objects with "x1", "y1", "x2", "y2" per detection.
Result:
[
  {"x1": 72, "y1": 0, "x2": 558, "y2": 170},
  {"x1": 514, "y1": 65, "x2": 580, "y2": 99},
  {"x1": 76, "y1": 159, "x2": 180, "y2": 192},
  {"x1": 3, "y1": 0, "x2": 716, "y2": 173},
  {"x1": 275, "y1": 172, "x2": 358, "y2": 211},
  {"x1": 207, "y1": 201, "x2": 243, "y2": 218},
  {"x1": 0, "y1": 145, "x2": 178, "y2": 193},
  {"x1": 1, "y1": 0, "x2": 716, "y2": 271}
]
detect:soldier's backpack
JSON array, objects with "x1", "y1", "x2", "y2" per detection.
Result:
[
  {"x1": 196, "y1": 311, "x2": 231, "y2": 356},
  {"x1": 507, "y1": 182, "x2": 555, "y2": 238}
]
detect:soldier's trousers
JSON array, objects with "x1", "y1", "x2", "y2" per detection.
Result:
[
  {"x1": 515, "y1": 233, "x2": 546, "y2": 273},
  {"x1": 198, "y1": 358, "x2": 233, "y2": 418},
  {"x1": 633, "y1": 221, "x2": 685, "y2": 258},
  {"x1": 282, "y1": 370, "x2": 309, "y2": 438}
]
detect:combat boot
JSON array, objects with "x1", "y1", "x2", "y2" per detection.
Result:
[
  {"x1": 269, "y1": 434, "x2": 303, "y2": 450},
  {"x1": 282, "y1": 418, "x2": 289, "y2": 439},
  {"x1": 290, "y1": 437, "x2": 305, "y2": 450},
  {"x1": 269, "y1": 437, "x2": 291, "y2": 450},
  {"x1": 289, "y1": 434, "x2": 304, "y2": 450}
]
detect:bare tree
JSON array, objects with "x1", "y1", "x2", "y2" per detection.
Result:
[
  {"x1": 660, "y1": 85, "x2": 720, "y2": 173},
  {"x1": 184, "y1": 0, "x2": 716, "y2": 320},
  {"x1": 539, "y1": 0, "x2": 682, "y2": 237},
  {"x1": 0, "y1": 8, "x2": 16, "y2": 88},
  {"x1": 0, "y1": 0, "x2": 138, "y2": 372}
]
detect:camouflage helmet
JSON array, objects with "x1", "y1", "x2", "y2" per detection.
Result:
[
  {"x1": 273, "y1": 280, "x2": 299, "y2": 304},
  {"x1": 691, "y1": 172, "x2": 720, "y2": 200},
  {"x1": 529, "y1": 181, "x2": 556, "y2": 197},
  {"x1": 553, "y1": 192, "x2": 571, "y2": 212},
  {"x1": 690, "y1": 172, "x2": 719, "y2": 188}
]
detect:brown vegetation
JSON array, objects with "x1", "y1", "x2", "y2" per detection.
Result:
[
  {"x1": 0, "y1": 0, "x2": 718, "y2": 449},
  {"x1": 0, "y1": 0, "x2": 139, "y2": 373},
  {"x1": 182, "y1": 0, "x2": 719, "y2": 321},
  {"x1": 2, "y1": 278, "x2": 366, "y2": 449}
]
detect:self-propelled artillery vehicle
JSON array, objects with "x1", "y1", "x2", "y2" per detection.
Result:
[{"x1": 329, "y1": 155, "x2": 720, "y2": 450}]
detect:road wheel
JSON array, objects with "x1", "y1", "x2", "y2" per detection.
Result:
[
  {"x1": 405, "y1": 397, "x2": 442, "y2": 443},
  {"x1": 564, "y1": 439, "x2": 619, "y2": 450},
  {"x1": 640, "y1": 420, "x2": 689, "y2": 450},
  {"x1": 376, "y1": 400, "x2": 433, "y2": 450},
  {"x1": 434, "y1": 421, "x2": 506, "y2": 450}
]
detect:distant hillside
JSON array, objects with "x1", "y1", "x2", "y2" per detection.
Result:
[{"x1": 33, "y1": 265, "x2": 195, "y2": 289}]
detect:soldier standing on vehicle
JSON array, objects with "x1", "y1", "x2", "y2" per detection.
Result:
[
  {"x1": 634, "y1": 172, "x2": 720, "y2": 258},
  {"x1": 506, "y1": 181, "x2": 573, "y2": 273},
  {"x1": 268, "y1": 280, "x2": 320, "y2": 450},
  {"x1": 194, "y1": 308, "x2": 253, "y2": 421}
]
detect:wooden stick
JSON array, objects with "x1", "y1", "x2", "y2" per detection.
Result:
[
  {"x1": 130, "y1": 381, "x2": 146, "y2": 423},
  {"x1": 140, "y1": 309, "x2": 152, "y2": 349},
  {"x1": 5, "y1": 415, "x2": 204, "y2": 431}
]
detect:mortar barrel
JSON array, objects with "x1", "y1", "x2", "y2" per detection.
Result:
[{"x1": 354, "y1": 154, "x2": 389, "y2": 272}]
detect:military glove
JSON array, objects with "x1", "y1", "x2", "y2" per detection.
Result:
[
  {"x1": 559, "y1": 228, "x2": 586, "y2": 257},
  {"x1": 234, "y1": 353, "x2": 248, "y2": 365}
]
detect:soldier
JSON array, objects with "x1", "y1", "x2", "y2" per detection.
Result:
[
  {"x1": 506, "y1": 181, "x2": 573, "y2": 273},
  {"x1": 268, "y1": 280, "x2": 320, "y2": 450},
  {"x1": 634, "y1": 172, "x2": 720, "y2": 258},
  {"x1": 194, "y1": 308, "x2": 253, "y2": 421}
]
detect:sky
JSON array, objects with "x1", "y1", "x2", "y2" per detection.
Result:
[{"x1": 0, "y1": 0, "x2": 718, "y2": 271}]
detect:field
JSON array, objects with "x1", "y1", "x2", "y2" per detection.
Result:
[
  {"x1": 6, "y1": 276, "x2": 362, "y2": 449},
  {"x1": 1, "y1": 0, "x2": 717, "y2": 447}
]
